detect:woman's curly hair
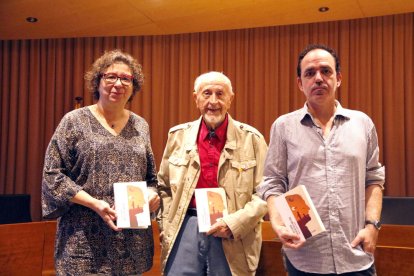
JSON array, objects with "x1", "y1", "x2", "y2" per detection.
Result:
[{"x1": 85, "y1": 49, "x2": 144, "y2": 102}]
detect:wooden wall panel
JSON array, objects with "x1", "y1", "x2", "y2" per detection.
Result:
[
  {"x1": 0, "y1": 221, "x2": 413, "y2": 275},
  {"x1": 0, "y1": 222, "x2": 45, "y2": 275}
]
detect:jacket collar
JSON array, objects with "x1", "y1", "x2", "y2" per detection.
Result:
[{"x1": 184, "y1": 114, "x2": 237, "y2": 152}]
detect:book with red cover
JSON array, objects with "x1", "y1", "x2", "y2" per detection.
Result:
[
  {"x1": 274, "y1": 185, "x2": 326, "y2": 242},
  {"x1": 113, "y1": 181, "x2": 151, "y2": 229}
]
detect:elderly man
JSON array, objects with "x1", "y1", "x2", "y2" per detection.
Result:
[
  {"x1": 157, "y1": 71, "x2": 268, "y2": 275},
  {"x1": 258, "y1": 44, "x2": 385, "y2": 275}
]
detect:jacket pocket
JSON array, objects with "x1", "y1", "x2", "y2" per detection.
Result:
[
  {"x1": 168, "y1": 155, "x2": 190, "y2": 166},
  {"x1": 231, "y1": 160, "x2": 257, "y2": 171},
  {"x1": 230, "y1": 159, "x2": 257, "y2": 193},
  {"x1": 168, "y1": 155, "x2": 189, "y2": 187}
]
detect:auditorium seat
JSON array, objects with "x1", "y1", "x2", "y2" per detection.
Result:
[
  {"x1": 381, "y1": 196, "x2": 414, "y2": 225},
  {"x1": 0, "y1": 194, "x2": 32, "y2": 224}
]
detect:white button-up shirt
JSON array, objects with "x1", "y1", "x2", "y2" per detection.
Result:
[{"x1": 258, "y1": 101, "x2": 385, "y2": 274}]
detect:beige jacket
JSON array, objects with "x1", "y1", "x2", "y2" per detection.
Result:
[{"x1": 157, "y1": 115, "x2": 268, "y2": 275}]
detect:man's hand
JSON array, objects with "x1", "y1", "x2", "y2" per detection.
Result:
[
  {"x1": 272, "y1": 224, "x2": 304, "y2": 249},
  {"x1": 148, "y1": 190, "x2": 160, "y2": 212},
  {"x1": 206, "y1": 219, "x2": 233, "y2": 239},
  {"x1": 266, "y1": 196, "x2": 304, "y2": 249},
  {"x1": 351, "y1": 225, "x2": 379, "y2": 254},
  {"x1": 159, "y1": 231, "x2": 164, "y2": 243}
]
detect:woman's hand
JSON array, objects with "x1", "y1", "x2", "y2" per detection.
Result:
[
  {"x1": 148, "y1": 190, "x2": 160, "y2": 213},
  {"x1": 70, "y1": 190, "x2": 120, "y2": 231},
  {"x1": 92, "y1": 199, "x2": 120, "y2": 232}
]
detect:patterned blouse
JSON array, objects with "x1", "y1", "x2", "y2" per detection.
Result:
[{"x1": 42, "y1": 107, "x2": 157, "y2": 275}]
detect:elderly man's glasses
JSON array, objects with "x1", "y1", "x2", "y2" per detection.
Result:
[{"x1": 102, "y1": 73, "x2": 134, "y2": 86}]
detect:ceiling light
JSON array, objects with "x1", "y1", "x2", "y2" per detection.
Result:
[
  {"x1": 26, "y1": 17, "x2": 38, "y2": 23},
  {"x1": 318, "y1": 7, "x2": 329, "y2": 12}
]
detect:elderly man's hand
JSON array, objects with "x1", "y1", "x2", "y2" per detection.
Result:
[
  {"x1": 148, "y1": 190, "x2": 160, "y2": 213},
  {"x1": 206, "y1": 219, "x2": 233, "y2": 239}
]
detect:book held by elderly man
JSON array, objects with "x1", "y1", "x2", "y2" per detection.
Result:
[
  {"x1": 195, "y1": 188, "x2": 228, "y2": 232},
  {"x1": 274, "y1": 185, "x2": 326, "y2": 242},
  {"x1": 114, "y1": 181, "x2": 151, "y2": 229}
]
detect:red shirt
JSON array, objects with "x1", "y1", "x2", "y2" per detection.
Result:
[{"x1": 189, "y1": 115, "x2": 228, "y2": 208}]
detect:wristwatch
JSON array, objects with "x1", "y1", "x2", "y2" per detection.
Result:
[{"x1": 365, "y1": 219, "x2": 382, "y2": 230}]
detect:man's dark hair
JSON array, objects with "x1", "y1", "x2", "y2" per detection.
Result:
[{"x1": 296, "y1": 44, "x2": 341, "y2": 77}]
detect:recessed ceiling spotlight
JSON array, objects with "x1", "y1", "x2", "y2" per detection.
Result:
[
  {"x1": 26, "y1": 17, "x2": 38, "y2": 23},
  {"x1": 318, "y1": 7, "x2": 329, "y2": 12}
]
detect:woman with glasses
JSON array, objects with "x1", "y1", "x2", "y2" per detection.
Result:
[{"x1": 42, "y1": 49, "x2": 160, "y2": 275}]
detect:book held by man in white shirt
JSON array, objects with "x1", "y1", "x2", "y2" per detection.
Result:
[{"x1": 274, "y1": 185, "x2": 326, "y2": 242}]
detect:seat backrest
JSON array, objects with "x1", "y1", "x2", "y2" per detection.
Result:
[
  {"x1": 382, "y1": 196, "x2": 414, "y2": 225},
  {"x1": 0, "y1": 194, "x2": 32, "y2": 224}
]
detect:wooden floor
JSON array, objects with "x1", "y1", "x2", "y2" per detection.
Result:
[{"x1": 0, "y1": 221, "x2": 413, "y2": 275}]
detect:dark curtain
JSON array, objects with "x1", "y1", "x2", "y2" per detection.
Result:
[{"x1": 1, "y1": 13, "x2": 413, "y2": 221}]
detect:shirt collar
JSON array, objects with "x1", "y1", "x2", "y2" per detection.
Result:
[
  {"x1": 300, "y1": 100, "x2": 350, "y2": 123},
  {"x1": 199, "y1": 114, "x2": 229, "y2": 141}
]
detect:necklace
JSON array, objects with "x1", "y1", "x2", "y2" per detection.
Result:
[{"x1": 94, "y1": 105, "x2": 116, "y2": 129}]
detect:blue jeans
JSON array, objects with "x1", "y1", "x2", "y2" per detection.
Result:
[
  {"x1": 165, "y1": 214, "x2": 232, "y2": 276},
  {"x1": 285, "y1": 254, "x2": 377, "y2": 276}
]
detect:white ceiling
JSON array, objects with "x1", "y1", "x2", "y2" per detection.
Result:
[{"x1": 1, "y1": 0, "x2": 414, "y2": 40}]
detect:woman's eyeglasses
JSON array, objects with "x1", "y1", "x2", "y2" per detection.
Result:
[{"x1": 102, "y1": 73, "x2": 134, "y2": 86}]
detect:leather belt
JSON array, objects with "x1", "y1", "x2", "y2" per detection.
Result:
[{"x1": 186, "y1": 208, "x2": 197, "y2": 216}]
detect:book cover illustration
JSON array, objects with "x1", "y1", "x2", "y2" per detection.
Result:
[
  {"x1": 194, "y1": 188, "x2": 228, "y2": 232},
  {"x1": 274, "y1": 185, "x2": 326, "y2": 242},
  {"x1": 113, "y1": 182, "x2": 151, "y2": 229}
]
